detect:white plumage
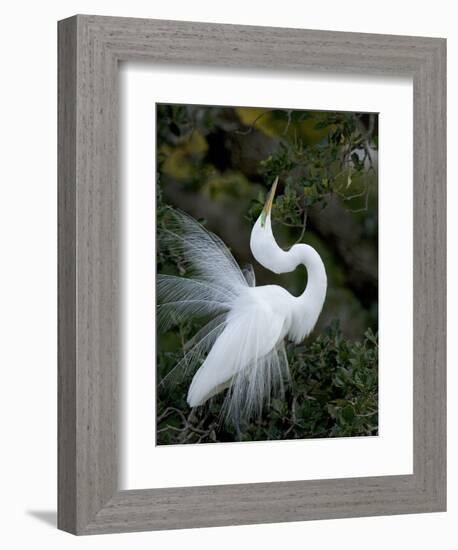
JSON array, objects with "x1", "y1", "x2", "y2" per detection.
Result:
[{"x1": 157, "y1": 178, "x2": 327, "y2": 424}]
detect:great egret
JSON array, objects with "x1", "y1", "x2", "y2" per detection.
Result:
[{"x1": 157, "y1": 177, "x2": 327, "y2": 424}]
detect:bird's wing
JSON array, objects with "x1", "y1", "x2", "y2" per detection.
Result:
[
  {"x1": 157, "y1": 275, "x2": 232, "y2": 332},
  {"x1": 157, "y1": 209, "x2": 252, "y2": 388},
  {"x1": 158, "y1": 312, "x2": 228, "y2": 388},
  {"x1": 159, "y1": 209, "x2": 248, "y2": 298},
  {"x1": 187, "y1": 294, "x2": 290, "y2": 423}
]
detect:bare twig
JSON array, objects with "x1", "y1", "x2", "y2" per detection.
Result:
[
  {"x1": 294, "y1": 209, "x2": 308, "y2": 244},
  {"x1": 234, "y1": 111, "x2": 271, "y2": 135},
  {"x1": 283, "y1": 110, "x2": 293, "y2": 136}
]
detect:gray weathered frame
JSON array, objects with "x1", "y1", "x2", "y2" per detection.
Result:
[{"x1": 58, "y1": 14, "x2": 446, "y2": 535}]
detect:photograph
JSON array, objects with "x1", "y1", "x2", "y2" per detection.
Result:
[{"x1": 156, "y1": 103, "x2": 379, "y2": 445}]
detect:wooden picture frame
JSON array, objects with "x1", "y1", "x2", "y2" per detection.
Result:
[{"x1": 58, "y1": 14, "x2": 446, "y2": 535}]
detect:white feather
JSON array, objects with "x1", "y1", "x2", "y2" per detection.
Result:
[{"x1": 187, "y1": 286, "x2": 289, "y2": 408}]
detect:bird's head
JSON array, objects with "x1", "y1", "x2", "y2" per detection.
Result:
[{"x1": 250, "y1": 177, "x2": 293, "y2": 274}]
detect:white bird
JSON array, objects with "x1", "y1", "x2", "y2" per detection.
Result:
[{"x1": 157, "y1": 177, "x2": 327, "y2": 424}]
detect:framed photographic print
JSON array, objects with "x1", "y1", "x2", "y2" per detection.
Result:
[{"x1": 58, "y1": 15, "x2": 446, "y2": 534}]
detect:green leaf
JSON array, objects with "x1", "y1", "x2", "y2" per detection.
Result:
[{"x1": 341, "y1": 404, "x2": 356, "y2": 423}]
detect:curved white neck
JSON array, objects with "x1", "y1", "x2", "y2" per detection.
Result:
[
  {"x1": 287, "y1": 244, "x2": 327, "y2": 343},
  {"x1": 250, "y1": 215, "x2": 327, "y2": 342}
]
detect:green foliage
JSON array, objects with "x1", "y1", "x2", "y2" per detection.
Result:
[
  {"x1": 157, "y1": 321, "x2": 378, "y2": 444},
  {"x1": 247, "y1": 111, "x2": 377, "y2": 227},
  {"x1": 156, "y1": 105, "x2": 377, "y2": 226}
]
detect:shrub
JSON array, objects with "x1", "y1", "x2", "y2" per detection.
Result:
[{"x1": 157, "y1": 321, "x2": 378, "y2": 444}]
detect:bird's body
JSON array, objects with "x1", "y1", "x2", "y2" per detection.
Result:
[
  {"x1": 158, "y1": 178, "x2": 327, "y2": 424},
  {"x1": 187, "y1": 284, "x2": 291, "y2": 407}
]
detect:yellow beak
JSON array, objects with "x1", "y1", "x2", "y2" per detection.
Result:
[{"x1": 261, "y1": 176, "x2": 278, "y2": 227}]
